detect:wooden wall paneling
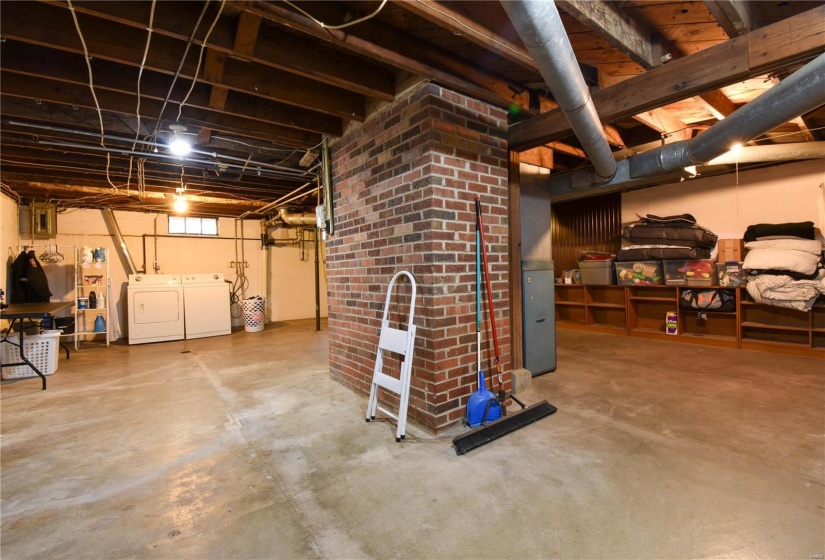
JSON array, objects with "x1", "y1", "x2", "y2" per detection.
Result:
[{"x1": 550, "y1": 192, "x2": 622, "y2": 274}]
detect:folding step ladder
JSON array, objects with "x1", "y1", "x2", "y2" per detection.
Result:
[{"x1": 365, "y1": 270, "x2": 417, "y2": 442}]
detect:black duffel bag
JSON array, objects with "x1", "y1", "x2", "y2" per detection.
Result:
[{"x1": 679, "y1": 289, "x2": 735, "y2": 312}]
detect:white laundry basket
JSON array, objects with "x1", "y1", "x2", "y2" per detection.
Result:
[
  {"x1": 241, "y1": 296, "x2": 266, "y2": 332},
  {"x1": 1, "y1": 330, "x2": 62, "y2": 379}
]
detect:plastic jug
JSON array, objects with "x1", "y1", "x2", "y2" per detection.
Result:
[
  {"x1": 96, "y1": 292, "x2": 105, "y2": 309},
  {"x1": 94, "y1": 314, "x2": 106, "y2": 333}
]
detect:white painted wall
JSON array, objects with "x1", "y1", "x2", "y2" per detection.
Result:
[
  {"x1": 622, "y1": 159, "x2": 825, "y2": 241},
  {"x1": 3, "y1": 205, "x2": 327, "y2": 339},
  {"x1": 1, "y1": 192, "x2": 21, "y2": 302}
]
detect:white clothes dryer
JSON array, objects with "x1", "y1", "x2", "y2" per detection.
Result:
[
  {"x1": 127, "y1": 274, "x2": 185, "y2": 345},
  {"x1": 182, "y1": 273, "x2": 232, "y2": 339}
]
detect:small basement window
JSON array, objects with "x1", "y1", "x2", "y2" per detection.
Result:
[{"x1": 169, "y1": 216, "x2": 218, "y2": 236}]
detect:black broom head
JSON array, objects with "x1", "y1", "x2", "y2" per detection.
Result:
[{"x1": 452, "y1": 400, "x2": 557, "y2": 455}]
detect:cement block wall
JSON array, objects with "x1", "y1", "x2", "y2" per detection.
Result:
[
  {"x1": 325, "y1": 83, "x2": 510, "y2": 433},
  {"x1": 0, "y1": 201, "x2": 326, "y2": 337}
]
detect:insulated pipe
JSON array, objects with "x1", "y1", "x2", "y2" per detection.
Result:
[
  {"x1": 705, "y1": 142, "x2": 825, "y2": 165},
  {"x1": 630, "y1": 52, "x2": 825, "y2": 178},
  {"x1": 547, "y1": 53, "x2": 825, "y2": 193},
  {"x1": 322, "y1": 137, "x2": 335, "y2": 234},
  {"x1": 100, "y1": 208, "x2": 138, "y2": 275},
  {"x1": 501, "y1": 0, "x2": 617, "y2": 181},
  {"x1": 276, "y1": 208, "x2": 316, "y2": 227}
]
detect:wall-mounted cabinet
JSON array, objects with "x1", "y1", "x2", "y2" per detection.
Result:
[{"x1": 557, "y1": 285, "x2": 823, "y2": 358}]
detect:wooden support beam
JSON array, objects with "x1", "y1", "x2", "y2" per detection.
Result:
[
  {"x1": 200, "y1": 11, "x2": 262, "y2": 145},
  {"x1": 556, "y1": 0, "x2": 657, "y2": 68},
  {"x1": 519, "y1": 147, "x2": 554, "y2": 169},
  {"x1": 242, "y1": 0, "x2": 537, "y2": 115},
  {"x1": 1, "y1": 43, "x2": 343, "y2": 137},
  {"x1": 2, "y1": 2, "x2": 367, "y2": 120},
  {"x1": 507, "y1": 150, "x2": 523, "y2": 370},
  {"x1": 704, "y1": 0, "x2": 764, "y2": 38},
  {"x1": 42, "y1": 0, "x2": 396, "y2": 100},
  {"x1": 509, "y1": 5, "x2": 825, "y2": 150},
  {"x1": 392, "y1": 0, "x2": 534, "y2": 70},
  {"x1": 0, "y1": 83, "x2": 321, "y2": 148}
]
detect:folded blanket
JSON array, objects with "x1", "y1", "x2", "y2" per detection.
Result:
[
  {"x1": 746, "y1": 271, "x2": 825, "y2": 312},
  {"x1": 743, "y1": 221, "x2": 815, "y2": 242},
  {"x1": 745, "y1": 238, "x2": 823, "y2": 255}
]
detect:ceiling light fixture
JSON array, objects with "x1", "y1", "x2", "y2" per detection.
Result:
[
  {"x1": 168, "y1": 124, "x2": 192, "y2": 157},
  {"x1": 173, "y1": 194, "x2": 188, "y2": 213}
]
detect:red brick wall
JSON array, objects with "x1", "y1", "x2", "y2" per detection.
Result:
[{"x1": 326, "y1": 83, "x2": 509, "y2": 433}]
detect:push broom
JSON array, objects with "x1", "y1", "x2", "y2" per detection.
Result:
[{"x1": 452, "y1": 197, "x2": 557, "y2": 455}]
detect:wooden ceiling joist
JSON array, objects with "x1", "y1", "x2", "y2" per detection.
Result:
[{"x1": 509, "y1": 5, "x2": 825, "y2": 150}]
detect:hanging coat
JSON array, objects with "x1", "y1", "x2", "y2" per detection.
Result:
[
  {"x1": 10, "y1": 251, "x2": 29, "y2": 304},
  {"x1": 22, "y1": 251, "x2": 52, "y2": 303}
]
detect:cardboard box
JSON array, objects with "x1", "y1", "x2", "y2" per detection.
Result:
[{"x1": 717, "y1": 239, "x2": 745, "y2": 263}]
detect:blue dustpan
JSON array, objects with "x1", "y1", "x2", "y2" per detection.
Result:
[{"x1": 466, "y1": 370, "x2": 501, "y2": 427}]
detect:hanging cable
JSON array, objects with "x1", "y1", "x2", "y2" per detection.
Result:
[
  {"x1": 127, "y1": 0, "x2": 158, "y2": 192},
  {"x1": 177, "y1": 0, "x2": 226, "y2": 122},
  {"x1": 283, "y1": 0, "x2": 387, "y2": 29},
  {"x1": 151, "y1": 0, "x2": 210, "y2": 138},
  {"x1": 66, "y1": 0, "x2": 118, "y2": 190}
]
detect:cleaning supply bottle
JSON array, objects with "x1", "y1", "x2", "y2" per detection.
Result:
[
  {"x1": 96, "y1": 291, "x2": 105, "y2": 309},
  {"x1": 94, "y1": 313, "x2": 106, "y2": 333},
  {"x1": 89, "y1": 291, "x2": 96, "y2": 309}
]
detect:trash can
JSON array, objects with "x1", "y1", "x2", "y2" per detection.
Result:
[{"x1": 241, "y1": 296, "x2": 266, "y2": 333}]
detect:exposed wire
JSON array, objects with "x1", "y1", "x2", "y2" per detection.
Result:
[
  {"x1": 283, "y1": 0, "x2": 387, "y2": 30},
  {"x1": 152, "y1": 0, "x2": 211, "y2": 138},
  {"x1": 177, "y1": 0, "x2": 226, "y2": 122},
  {"x1": 127, "y1": 0, "x2": 158, "y2": 192},
  {"x1": 66, "y1": 0, "x2": 118, "y2": 190}
]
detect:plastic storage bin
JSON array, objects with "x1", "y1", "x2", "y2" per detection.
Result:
[
  {"x1": 1, "y1": 330, "x2": 62, "y2": 379},
  {"x1": 664, "y1": 259, "x2": 717, "y2": 286},
  {"x1": 578, "y1": 259, "x2": 615, "y2": 285},
  {"x1": 241, "y1": 296, "x2": 266, "y2": 333},
  {"x1": 717, "y1": 262, "x2": 747, "y2": 287},
  {"x1": 615, "y1": 261, "x2": 663, "y2": 285}
]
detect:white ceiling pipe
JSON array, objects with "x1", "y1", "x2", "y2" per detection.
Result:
[{"x1": 502, "y1": 0, "x2": 617, "y2": 181}]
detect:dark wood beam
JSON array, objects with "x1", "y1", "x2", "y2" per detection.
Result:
[
  {"x1": 3, "y1": 2, "x2": 366, "y2": 120},
  {"x1": 0, "y1": 42, "x2": 343, "y2": 137},
  {"x1": 242, "y1": 0, "x2": 536, "y2": 115},
  {"x1": 0, "y1": 72, "x2": 322, "y2": 147},
  {"x1": 557, "y1": 0, "x2": 658, "y2": 68},
  {"x1": 704, "y1": 0, "x2": 764, "y2": 38},
  {"x1": 42, "y1": 0, "x2": 396, "y2": 101},
  {"x1": 509, "y1": 5, "x2": 825, "y2": 150}
]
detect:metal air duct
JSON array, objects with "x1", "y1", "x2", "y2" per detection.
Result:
[
  {"x1": 101, "y1": 208, "x2": 138, "y2": 275},
  {"x1": 548, "y1": 52, "x2": 825, "y2": 194},
  {"x1": 502, "y1": 0, "x2": 617, "y2": 181}
]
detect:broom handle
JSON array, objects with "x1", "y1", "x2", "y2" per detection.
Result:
[
  {"x1": 476, "y1": 228, "x2": 482, "y2": 385},
  {"x1": 475, "y1": 197, "x2": 503, "y2": 397}
]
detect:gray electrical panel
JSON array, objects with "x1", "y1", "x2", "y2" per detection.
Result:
[{"x1": 522, "y1": 259, "x2": 556, "y2": 376}]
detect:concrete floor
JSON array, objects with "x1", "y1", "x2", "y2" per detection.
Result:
[{"x1": 1, "y1": 321, "x2": 823, "y2": 559}]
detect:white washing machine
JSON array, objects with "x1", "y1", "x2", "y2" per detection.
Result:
[
  {"x1": 128, "y1": 274, "x2": 185, "y2": 345},
  {"x1": 182, "y1": 273, "x2": 232, "y2": 340}
]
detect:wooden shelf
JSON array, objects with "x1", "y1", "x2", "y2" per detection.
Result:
[
  {"x1": 740, "y1": 321, "x2": 809, "y2": 332},
  {"x1": 553, "y1": 284, "x2": 823, "y2": 358}
]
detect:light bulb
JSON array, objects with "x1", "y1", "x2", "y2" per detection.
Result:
[
  {"x1": 169, "y1": 137, "x2": 191, "y2": 157},
  {"x1": 729, "y1": 143, "x2": 743, "y2": 156},
  {"x1": 173, "y1": 195, "x2": 188, "y2": 213}
]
